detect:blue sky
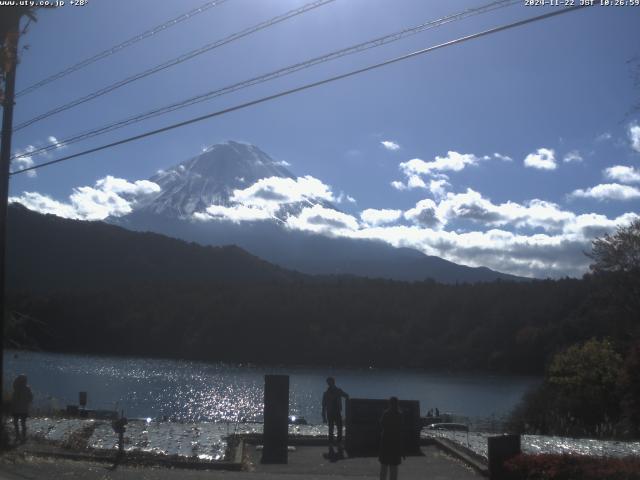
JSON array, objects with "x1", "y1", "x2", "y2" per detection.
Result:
[{"x1": 6, "y1": 0, "x2": 640, "y2": 278}]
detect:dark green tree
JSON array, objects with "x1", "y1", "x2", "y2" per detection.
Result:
[
  {"x1": 509, "y1": 339, "x2": 624, "y2": 438},
  {"x1": 547, "y1": 339, "x2": 623, "y2": 436},
  {"x1": 588, "y1": 218, "x2": 640, "y2": 274}
]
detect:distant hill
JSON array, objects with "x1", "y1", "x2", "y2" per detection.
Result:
[
  {"x1": 8, "y1": 207, "x2": 628, "y2": 375},
  {"x1": 6, "y1": 203, "x2": 299, "y2": 292},
  {"x1": 113, "y1": 141, "x2": 523, "y2": 283}
]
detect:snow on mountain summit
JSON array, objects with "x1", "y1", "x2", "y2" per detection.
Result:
[
  {"x1": 114, "y1": 141, "x2": 521, "y2": 283},
  {"x1": 134, "y1": 141, "x2": 296, "y2": 218}
]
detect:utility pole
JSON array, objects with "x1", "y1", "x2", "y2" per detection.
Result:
[{"x1": 0, "y1": 8, "x2": 22, "y2": 446}]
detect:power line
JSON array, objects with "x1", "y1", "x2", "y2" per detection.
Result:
[
  {"x1": 13, "y1": 0, "x2": 336, "y2": 131},
  {"x1": 12, "y1": 0, "x2": 519, "y2": 161},
  {"x1": 15, "y1": 0, "x2": 231, "y2": 97},
  {"x1": 10, "y1": 5, "x2": 590, "y2": 177}
]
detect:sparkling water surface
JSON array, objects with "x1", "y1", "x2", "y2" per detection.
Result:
[
  {"x1": 425, "y1": 430, "x2": 640, "y2": 459},
  {"x1": 4, "y1": 350, "x2": 538, "y2": 422},
  {"x1": 4, "y1": 351, "x2": 638, "y2": 460}
]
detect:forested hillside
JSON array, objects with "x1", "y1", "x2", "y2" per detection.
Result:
[{"x1": 6, "y1": 204, "x2": 638, "y2": 374}]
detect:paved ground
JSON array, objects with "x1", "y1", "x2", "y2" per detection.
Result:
[
  {"x1": 0, "y1": 445, "x2": 482, "y2": 480},
  {"x1": 248, "y1": 445, "x2": 483, "y2": 479}
]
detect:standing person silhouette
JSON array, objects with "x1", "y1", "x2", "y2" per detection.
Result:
[
  {"x1": 11, "y1": 374, "x2": 33, "y2": 443},
  {"x1": 322, "y1": 377, "x2": 348, "y2": 444},
  {"x1": 379, "y1": 397, "x2": 404, "y2": 480}
]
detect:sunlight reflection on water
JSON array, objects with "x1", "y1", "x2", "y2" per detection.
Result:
[
  {"x1": 18, "y1": 417, "x2": 640, "y2": 461},
  {"x1": 4, "y1": 350, "x2": 539, "y2": 424},
  {"x1": 424, "y1": 431, "x2": 640, "y2": 459},
  {"x1": 19, "y1": 417, "x2": 327, "y2": 460}
]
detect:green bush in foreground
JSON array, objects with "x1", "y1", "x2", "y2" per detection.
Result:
[
  {"x1": 504, "y1": 454, "x2": 640, "y2": 480},
  {"x1": 508, "y1": 338, "x2": 627, "y2": 438}
]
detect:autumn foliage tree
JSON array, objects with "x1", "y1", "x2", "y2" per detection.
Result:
[
  {"x1": 588, "y1": 218, "x2": 640, "y2": 319},
  {"x1": 0, "y1": 6, "x2": 38, "y2": 103},
  {"x1": 510, "y1": 219, "x2": 640, "y2": 439}
]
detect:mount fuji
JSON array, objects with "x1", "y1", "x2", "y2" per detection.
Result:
[{"x1": 112, "y1": 141, "x2": 521, "y2": 283}]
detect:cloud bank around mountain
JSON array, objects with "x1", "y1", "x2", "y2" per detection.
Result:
[
  {"x1": 189, "y1": 173, "x2": 638, "y2": 278},
  {"x1": 10, "y1": 136, "x2": 640, "y2": 279},
  {"x1": 10, "y1": 176, "x2": 160, "y2": 220}
]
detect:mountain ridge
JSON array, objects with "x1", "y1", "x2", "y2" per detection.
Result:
[
  {"x1": 112, "y1": 140, "x2": 524, "y2": 283},
  {"x1": 6, "y1": 203, "x2": 301, "y2": 292}
]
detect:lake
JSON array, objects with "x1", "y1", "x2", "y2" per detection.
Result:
[
  {"x1": 5, "y1": 350, "x2": 639, "y2": 460},
  {"x1": 4, "y1": 350, "x2": 538, "y2": 423}
]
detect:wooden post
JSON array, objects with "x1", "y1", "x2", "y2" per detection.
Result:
[{"x1": 0, "y1": 11, "x2": 21, "y2": 447}]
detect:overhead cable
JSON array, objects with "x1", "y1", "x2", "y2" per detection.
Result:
[
  {"x1": 13, "y1": 0, "x2": 336, "y2": 131},
  {"x1": 16, "y1": 0, "x2": 232, "y2": 97},
  {"x1": 10, "y1": 5, "x2": 591, "y2": 177},
  {"x1": 12, "y1": 0, "x2": 518, "y2": 161}
]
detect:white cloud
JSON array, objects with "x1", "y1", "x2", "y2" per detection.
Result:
[
  {"x1": 390, "y1": 175, "x2": 428, "y2": 191},
  {"x1": 436, "y1": 189, "x2": 509, "y2": 226},
  {"x1": 11, "y1": 146, "x2": 37, "y2": 177},
  {"x1": 231, "y1": 175, "x2": 335, "y2": 211},
  {"x1": 351, "y1": 224, "x2": 622, "y2": 278},
  {"x1": 400, "y1": 152, "x2": 487, "y2": 176},
  {"x1": 48, "y1": 136, "x2": 67, "y2": 150},
  {"x1": 272, "y1": 186, "x2": 640, "y2": 277},
  {"x1": 14, "y1": 166, "x2": 639, "y2": 278},
  {"x1": 194, "y1": 204, "x2": 272, "y2": 223},
  {"x1": 570, "y1": 183, "x2": 640, "y2": 201},
  {"x1": 596, "y1": 132, "x2": 612, "y2": 142},
  {"x1": 360, "y1": 208, "x2": 402, "y2": 227},
  {"x1": 331, "y1": 209, "x2": 638, "y2": 278},
  {"x1": 8, "y1": 192, "x2": 78, "y2": 218},
  {"x1": 11, "y1": 136, "x2": 69, "y2": 178},
  {"x1": 404, "y1": 199, "x2": 441, "y2": 228},
  {"x1": 274, "y1": 160, "x2": 291, "y2": 167},
  {"x1": 336, "y1": 192, "x2": 356, "y2": 204},
  {"x1": 563, "y1": 150, "x2": 583, "y2": 163},
  {"x1": 604, "y1": 165, "x2": 640, "y2": 184},
  {"x1": 194, "y1": 175, "x2": 348, "y2": 224},
  {"x1": 395, "y1": 151, "x2": 509, "y2": 196},
  {"x1": 493, "y1": 153, "x2": 513, "y2": 162},
  {"x1": 524, "y1": 148, "x2": 556, "y2": 170},
  {"x1": 94, "y1": 176, "x2": 161, "y2": 196},
  {"x1": 11, "y1": 145, "x2": 36, "y2": 177},
  {"x1": 381, "y1": 140, "x2": 400, "y2": 151},
  {"x1": 427, "y1": 178, "x2": 450, "y2": 199},
  {"x1": 285, "y1": 205, "x2": 360, "y2": 235},
  {"x1": 353, "y1": 190, "x2": 639, "y2": 277},
  {"x1": 430, "y1": 189, "x2": 593, "y2": 233},
  {"x1": 630, "y1": 124, "x2": 640, "y2": 153},
  {"x1": 234, "y1": 177, "x2": 640, "y2": 276},
  {"x1": 9, "y1": 176, "x2": 161, "y2": 220},
  {"x1": 68, "y1": 187, "x2": 137, "y2": 220},
  {"x1": 407, "y1": 175, "x2": 427, "y2": 189}
]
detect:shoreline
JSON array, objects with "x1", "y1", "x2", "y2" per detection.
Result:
[
  {"x1": 4, "y1": 348, "x2": 545, "y2": 377},
  {"x1": 3, "y1": 417, "x2": 639, "y2": 466}
]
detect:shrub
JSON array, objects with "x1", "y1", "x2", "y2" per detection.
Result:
[{"x1": 504, "y1": 453, "x2": 640, "y2": 480}]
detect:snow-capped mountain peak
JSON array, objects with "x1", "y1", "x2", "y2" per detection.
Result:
[{"x1": 134, "y1": 141, "x2": 296, "y2": 218}]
